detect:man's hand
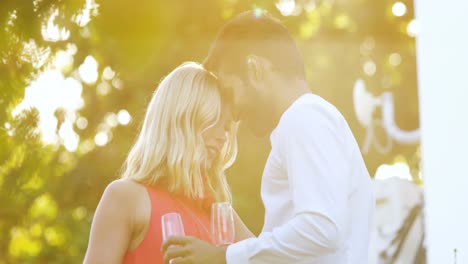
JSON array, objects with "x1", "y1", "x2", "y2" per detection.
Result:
[{"x1": 162, "y1": 236, "x2": 227, "y2": 264}]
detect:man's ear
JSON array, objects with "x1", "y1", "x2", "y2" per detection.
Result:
[{"x1": 246, "y1": 55, "x2": 272, "y2": 86}]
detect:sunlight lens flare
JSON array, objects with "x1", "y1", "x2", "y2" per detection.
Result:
[
  {"x1": 392, "y1": 2, "x2": 407, "y2": 17},
  {"x1": 276, "y1": 0, "x2": 296, "y2": 16},
  {"x1": 53, "y1": 50, "x2": 74, "y2": 72},
  {"x1": 76, "y1": 117, "x2": 88, "y2": 130},
  {"x1": 78, "y1": 56, "x2": 99, "y2": 84},
  {"x1": 389, "y1": 53, "x2": 402, "y2": 66},
  {"x1": 117, "y1": 110, "x2": 131, "y2": 125},
  {"x1": 13, "y1": 70, "x2": 84, "y2": 148},
  {"x1": 94, "y1": 132, "x2": 109, "y2": 146},
  {"x1": 102, "y1": 66, "x2": 115, "y2": 80},
  {"x1": 363, "y1": 60, "x2": 377, "y2": 76},
  {"x1": 407, "y1": 19, "x2": 419, "y2": 37},
  {"x1": 21, "y1": 40, "x2": 51, "y2": 69},
  {"x1": 253, "y1": 7, "x2": 264, "y2": 18},
  {"x1": 74, "y1": 0, "x2": 99, "y2": 27},
  {"x1": 41, "y1": 9, "x2": 70, "y2": 42},
  {"x1": 375, "y1": 162, "x2": 413, "y2": 181},
  {"x1": 105, "y1": 112, "x2": 118, "y2": 127},
  {"x1": 58, "y1": 120, "x2": 80, "y2": 152}
]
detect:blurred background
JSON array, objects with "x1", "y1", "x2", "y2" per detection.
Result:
[{"x1": 1, "y1": 0, "x2": 422, "y2": 263}]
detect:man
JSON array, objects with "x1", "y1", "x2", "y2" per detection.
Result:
[{"x1": 163, "y1": 10, "x2": 374, "y2": 264}]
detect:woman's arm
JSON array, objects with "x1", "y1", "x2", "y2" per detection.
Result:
[
  {"x1": 84, "y1": 180, "x2": 136, "y2": 263},
  {"x1": 233, "y1": 209, "x2": 255, "y2": 241}
]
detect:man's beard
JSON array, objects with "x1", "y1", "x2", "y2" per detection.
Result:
[{"x1": 246, "y1": 96, "x2": 277, "y2": 137}]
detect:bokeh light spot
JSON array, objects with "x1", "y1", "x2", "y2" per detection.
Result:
[
  {"x1": 79, "y1": 55, "x2": 99, "y2": 84},
  {"x1": 117, "y1": 109, "x2": 131, "y2": 125},
  {"x1": 363, "y1": 60, "x2": 377, "y2": 76},
  {"x1": 94, "y1": 132, "x2": 109, "y2": 146},
  {"x1": 389, "y1": 53, "x2": 402, "y2": 66},
  {"x1": 392, "y1": 2, "x2": 407, "y2": 17}
]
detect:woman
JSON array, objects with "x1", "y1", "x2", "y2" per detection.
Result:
[{"x1": 84, "y1": 62, "x2": 253, "y2": 263}]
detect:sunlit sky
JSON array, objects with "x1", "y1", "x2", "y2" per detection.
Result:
[{"x1": 12, "y1": 0, "x2": 131, "y2": 153}]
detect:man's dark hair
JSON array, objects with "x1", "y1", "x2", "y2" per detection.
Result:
[{"x1": 204, "y1": 10, "x2": 305, "y2": 80}]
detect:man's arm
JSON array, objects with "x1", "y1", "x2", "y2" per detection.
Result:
[{"x1": 226, "y1": 105, "x2": 349, "y2": 263}]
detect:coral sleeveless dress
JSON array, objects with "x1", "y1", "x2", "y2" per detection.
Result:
[{"x1": 122, "y1": 186, "x2": 214, "y2": 264}]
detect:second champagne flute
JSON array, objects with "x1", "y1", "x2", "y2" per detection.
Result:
[
  {"x1": 211, "y1": 202, "x2": 235, "y2": 246},
  {"x1": 161, "y1": 212, "x2": 185, "y2": 241},
  {"x1": 161, "y1": 212, "x2": 185, "y2": 264}
]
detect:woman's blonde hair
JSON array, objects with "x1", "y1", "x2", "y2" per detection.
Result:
[{"x1": 121, "y1": 62, "x2": 237, "y2": 203}]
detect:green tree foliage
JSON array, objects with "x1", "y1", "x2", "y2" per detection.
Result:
[{"x1": 0, "y1": 0, "x2": 419, "y2": 262}]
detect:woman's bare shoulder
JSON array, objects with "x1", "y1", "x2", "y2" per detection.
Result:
[{"x1": 101, "y1": 179, "x2": 147, "y2": 207}]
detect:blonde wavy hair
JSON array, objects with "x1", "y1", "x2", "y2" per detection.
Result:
[{"x1": 121, "y1": 62, "x2": 238, "y2": 203}]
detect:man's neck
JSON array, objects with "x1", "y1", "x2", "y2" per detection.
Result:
[{"x1": 272, "y1": 79, "x2": 310, "y2": 122}]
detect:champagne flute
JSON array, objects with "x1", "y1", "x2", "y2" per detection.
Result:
[
  {"x1": 162, "y1": 212, "x2": 185, "y2": 241},
  {"x1": 162, "y1": 212, "x2": 185, "y2": 264},
  {"x1": 211, "y1": 202, "x2": 235, "y2": 246}
]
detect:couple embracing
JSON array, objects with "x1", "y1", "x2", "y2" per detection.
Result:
[{"x1": 84, "y1": 10, "x2": 373, "y2": 264}]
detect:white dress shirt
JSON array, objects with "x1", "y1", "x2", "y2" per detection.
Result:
[{"x1": 226, "y1": 94, "x2": 374, "y2": 264}]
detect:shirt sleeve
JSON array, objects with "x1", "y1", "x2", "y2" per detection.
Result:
[{"x1": 226, "y1": 105, "x2": 350, "y2": 264}]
